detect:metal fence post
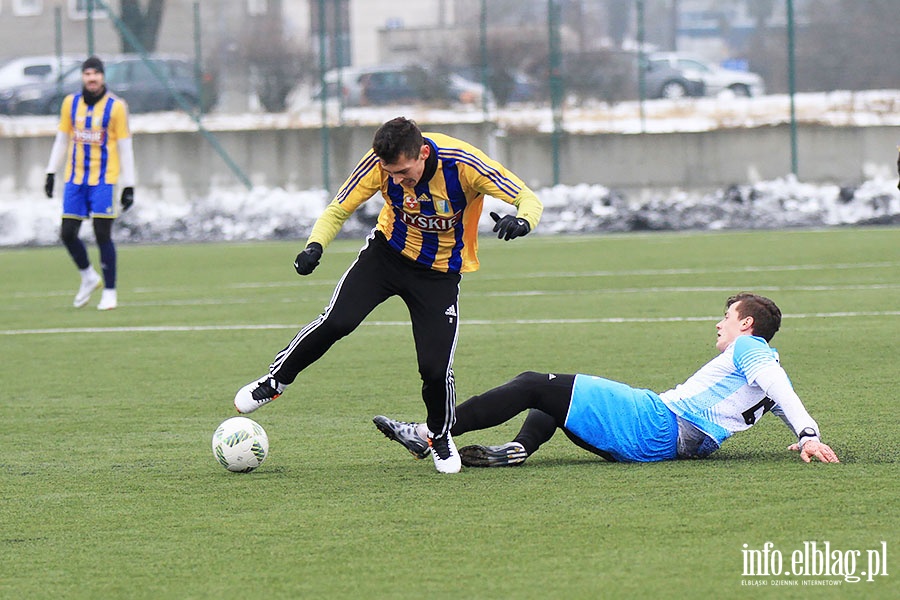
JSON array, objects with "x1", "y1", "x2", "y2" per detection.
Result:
[
  {"x1": 87, "y1": 0, "x2": 95, "y2": 55},
  {"x1": 548, "y1": 0, "x2": 563, "y2": 186},
  {"x1": 318, "y1": 0, "x2": 331, "y2": 193},
  {"x1": 787, "y1": 0, "x2": 798, "y2": 176}
]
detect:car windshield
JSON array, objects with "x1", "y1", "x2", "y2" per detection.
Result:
[
  {"x1": 60, "y1": 65, "x2": 84, "y2": 85},
  {"x1": 104, "y1": 62, "x2": 129, "y2": 85},
  {"x1": 131, "y1": 61, "x2": 167, "y2": 82},
  {"x1": 678, "y1": 59, "x2": 712, "y2": 72}
]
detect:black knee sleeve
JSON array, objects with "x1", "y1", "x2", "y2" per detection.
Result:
[
  {"x1": 60, "y1": 218, "x2": 82, "y2": 245},
  {"x1": 92, "y1": 218, "x2": 113, "y2": 245}
]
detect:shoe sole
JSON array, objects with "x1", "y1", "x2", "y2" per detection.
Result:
[
  {"x1": 459, "y1": 445, "x2": 527, "y2": 468},
  {"x1": 234, "y1": 377, "x2": 282, "y2": 414},
  {"x1": 373, "y1": 416, "x2": 430, "y2": 459},
  {"x1": 73, "y1": 279, "x2": 103, "y2": 308},
  {"x1": 234, "y1": 392, "x2": 279, "y2": 415}
]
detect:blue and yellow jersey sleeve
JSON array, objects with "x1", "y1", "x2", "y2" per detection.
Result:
[
  {"x1": 59, "y1": 92, "x2": 130, "y2": 186},
  {"x1": 307, "y1": 132, "x2": 542, "y2": 274}
]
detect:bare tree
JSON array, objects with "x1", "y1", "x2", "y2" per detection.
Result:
[
  {"x1": 462, "y1": 26, "x2": 546, "y2": 106},
  {"x1": 607, "y1": 0, "x2": 632, "y2": 48},
  {"x1": 748, "y1": 0, "x2": 900, "y2": 93},
  {"x1": 242, "y1": 5, "x2": 314, "y2": 112},
  {"x1": 798, "y1": 0, "x2": 900, "y2": 91},
  {"x1": 119, "y1": 0, "x2": 165, "y2": 53}
]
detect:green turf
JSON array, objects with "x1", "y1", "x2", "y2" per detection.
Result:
[{"x1": 1, "y1": 227, "x2": 898, "y2": 599}]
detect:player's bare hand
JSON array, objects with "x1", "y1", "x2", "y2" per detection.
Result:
[{"x1": 788, "y1": 440, "x2": 840, "y2": 463}]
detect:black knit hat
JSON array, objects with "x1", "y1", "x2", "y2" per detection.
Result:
[{"x1": 82, "y1": 56, "x2": 104, "y2": 74}]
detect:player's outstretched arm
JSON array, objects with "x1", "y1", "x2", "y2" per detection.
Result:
[{"x1": 788, "y1": 440, "x2": 840, "y2": 463}]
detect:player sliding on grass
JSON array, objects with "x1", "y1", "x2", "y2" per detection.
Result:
[
  {"x1": 375, "y1": 293, "x2": 840, "y2": 467},
  {"x1": 234, "y1": 117, "x2": 542, "y2": 474}
]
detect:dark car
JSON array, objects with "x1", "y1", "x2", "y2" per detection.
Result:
[
  {"x1": 0, "y1": 54, "x2": 217, "y2": 115},
  {"x1": 311, "y1": 64, "x2": 490, "y2": 107}
]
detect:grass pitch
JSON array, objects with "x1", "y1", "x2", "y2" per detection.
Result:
[{"x1": 1, "y1": 227, "x2": 898, "y2": 599}]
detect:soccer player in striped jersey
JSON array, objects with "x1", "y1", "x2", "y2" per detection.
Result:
[
  {"x1": 45, "y1": 56, "x2": 135, "y2": 311},
  {"x1": 235, "y1": 117, "x2": 543, "y2": 473},
  {"x1": 374, "y1": 293, "x2": 840, "y2": 467}
]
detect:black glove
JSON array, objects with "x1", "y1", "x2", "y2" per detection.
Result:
[
  {"x1": 44, "y1": 173, "x2": 54, "y2": 198},
  {"x1": 490, "y1": 211, "x2": 531, "y2": 241},
  {"x1": 294, "y1": 242, "x2": 323, "y2": 276},
  {"x1": 120, "y1": 187, "x2": 134, "y2": 212}
]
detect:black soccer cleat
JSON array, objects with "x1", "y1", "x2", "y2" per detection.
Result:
[
  {"x1": 458, "y1": 442, "x2": 528, "y2": 467},
  {"x1": 373, "y1": 415, "x2": 431, "y2": 460}
]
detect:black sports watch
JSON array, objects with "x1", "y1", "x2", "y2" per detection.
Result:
[{"x1": 798, "y1": 427, "x2": 817, "y2": 441}]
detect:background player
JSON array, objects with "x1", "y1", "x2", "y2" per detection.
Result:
[
  {"x1": 374, "y1": 292, "x2": 840, "y2": 467},
  {"x1": 234, "y1": 116, "x2": 543, "y2": 473},
  {"x1": 45, "y1": 55, "x2": 135, "y2": 311}
]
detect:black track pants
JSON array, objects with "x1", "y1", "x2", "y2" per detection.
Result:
[
  {"x1": 452, "y1": 371, "x2": 617, "y2": 460},
  {"x1": 270, "y1": 232, "x2": 461, "y2": 436}
]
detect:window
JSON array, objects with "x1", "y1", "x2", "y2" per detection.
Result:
[
  {"x1": 170, "y1": 61, "x2": 193, "y2": 80},
  {"x1": 23, "y1": 64, "x2": 52, "y2": 78},
  {"x1": 13, "y1": 0, "x2": 43, "y2": 16},
  {"x1": 132, "y1": 62, "x2": 158, "y2": 83},
  {"x1": 69, "y1": 0, "x2": 109, "y2": 20},
  {"x1": 247, "y1": 0, "x2": 268, "y2": 16},
  {"x1": 677, "y1": 59, "x2": 712, "y2": 73},
  {"x1": 104, "y1": 62, "x2": 129, "y2": 86}
]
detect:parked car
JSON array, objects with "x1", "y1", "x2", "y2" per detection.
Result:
[
  {"x1": 104, "y1": 54, "x2": 218, "y2": 113},
  {"x1": 563, "y1": 49, "x2": 705, "y2": 102},
  {"x1": 647, "y1": 53, "x2": 765, "y2": 97},
  {"x1": 0, "y1": 65, "x2": 80, "y2": 114},
  {"x1": 453, "y1": 66, "x2": 541, "y2": 105},
  {"x1": 311, "y1": 64, "x2": 490, "y2": 107},
  {"x1": 0, "y1": 54, "x2": 217, "y2": 115},
  {"x1": 0, "y1": 54, "x2": 80, "y2": 89}
]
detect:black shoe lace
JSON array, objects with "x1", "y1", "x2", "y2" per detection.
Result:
[
  {"x1": 251, "y1": 378, "x2": 279, "y2": 401},
  {"x1": 431, "y1": 435, "x2": 452, "y2": 460}
]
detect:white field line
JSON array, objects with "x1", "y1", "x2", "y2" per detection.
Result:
[
  {"x1": 475, "y1": 261, "x2": 900, "y2": 281},
  {"x1": 480, "y1": 283, "x2": 900, "y2": 297},
  {"x1": 5, "y1": 281, "x2": 899, "y2": 305},
  {"x1": 1, "y1": 311, "x2": 898, "y2": 336},
  {"x1": 98, "y1": 282, "x2": 900, "y2": 307},
  {"x1": 5, "y1": 260, "x2": 898, "y2": 299}
]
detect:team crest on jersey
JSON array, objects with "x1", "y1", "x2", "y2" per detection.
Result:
[{"x1": 403, "y1": 195, "x2": 418, "y2": 210}]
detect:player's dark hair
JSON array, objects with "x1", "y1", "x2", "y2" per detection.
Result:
[
  {"x1": 726, "y1": 292, "x2": 781, "y2": 341},
  {"x1": 372, "y1": 117, "x2": 423, "y2": 164}
]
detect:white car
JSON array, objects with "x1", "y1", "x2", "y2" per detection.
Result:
[
  {"x1": 648, "y1": 53, "x2": 765, "y2": 97},
  {"x1": 0, "y1": 55, "x2": 80, "y2": 89}
]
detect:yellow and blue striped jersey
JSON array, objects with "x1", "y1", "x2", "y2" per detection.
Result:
[
  {"x1": 58, "y1": 92, "x2": 130, "y2": 186},
  {"x1": 309, "y1": 132, "x2": 542, "y2": 274}
]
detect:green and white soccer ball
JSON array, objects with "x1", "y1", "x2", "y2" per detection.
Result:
[{"x1": 212, "y1": 416, "x2": 269, "y2": 473}]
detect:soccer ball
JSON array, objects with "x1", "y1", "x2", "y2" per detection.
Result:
[{"x1": 212, "y1": 416, "x2": 269, "y2": 473}]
